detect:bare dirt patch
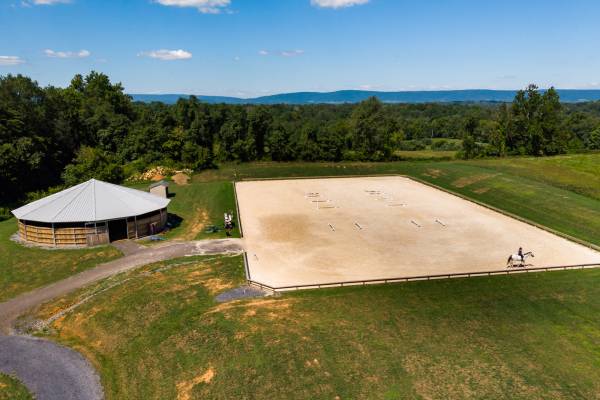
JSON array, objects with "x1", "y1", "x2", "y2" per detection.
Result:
[
  {"x1": 202, "y1": 278, "x2": 232, "y2": 294},
  {"x1": 452, "y1": 173, "x2": 497, "y2": 188},
  {"x1": 184, "y1": 269, "x2": 211, "y2": 285},
  {"x1": 176, "y1": 367, "x2": 215, "y2": 400},
  {"x1": 423, "y1": 168, "x2": 444, "y2": 178},
  {"x1": 209, "y1": 298, "x2": 295, "y2": 317},
  {"x1": 172, "y1": 173, "x2": 190, "y2": 186},
  {"x1": 182, "y1": 209, "x2": 209, "y2": 240},
  {"x1": 473, "y1": 187, "x2": 490, "y2": 194}
]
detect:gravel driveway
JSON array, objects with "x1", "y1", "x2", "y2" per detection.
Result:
[{"x1": 0, "y1": 335, "x2": 103, "y2": 400}]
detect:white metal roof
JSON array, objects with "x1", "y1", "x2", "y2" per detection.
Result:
[{"x1": 12, "y1": 179, "x2": 171, "y2": 223}]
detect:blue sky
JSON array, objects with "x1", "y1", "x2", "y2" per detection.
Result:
[{"x1": 1, "y1": 0, "x2": 599, "y2": 97}]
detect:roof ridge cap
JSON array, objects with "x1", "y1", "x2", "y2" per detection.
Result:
[
  {"x1": 92, "y1": 179, "x2": 97, "y2": 220},
  {"x1": 101, "y1": 180, "x2": 163, "y2": 202},
  {"x1": 48, "y1": 180, "x2": 93, "y2": 222}
]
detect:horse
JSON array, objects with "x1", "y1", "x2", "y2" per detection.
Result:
[{"x1": 506, "y1": 251, "x2": 535, "y2": 268}]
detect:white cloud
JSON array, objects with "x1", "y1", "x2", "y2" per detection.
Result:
[
  {"x1": 311, "y1": 0, "x2": 369, "y2": 9},
  {"x1": 280, "y1": 49, "x2": 304, "y2": 57},
  {"x1": 138, "y1": 49, "x2": 192, "y2": 61},
  {"x1": 44, "y1": 49, "x2": 91, "y2": 58},
  {"x1": 30, "y1": 0, "x2": 71, "y2": 5},
  {"x1": 0, "y1": 56, "x2": 25, "y2": 66},
  {"x1": 259, "y1": 49, "x2": 305, "y2": 57},
  {"x1": 154, "y1": 0, "x2": 230, "y2": 14}
]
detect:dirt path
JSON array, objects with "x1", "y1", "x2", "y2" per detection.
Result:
[
  {"x1": 0, "y1": 239, "x2": 244, "y2": 334},
  {"x1": 0, "y1": 238, "x2": 244, "y2": 400}
]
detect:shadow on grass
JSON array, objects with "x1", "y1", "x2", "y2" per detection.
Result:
[{"x1": 166, "y1": 213, "x2": 183, "y2": 231}]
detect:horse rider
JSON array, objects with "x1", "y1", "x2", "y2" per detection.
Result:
[{"x1": 518, "y1": 247, "x2": 524, "y2": 262}]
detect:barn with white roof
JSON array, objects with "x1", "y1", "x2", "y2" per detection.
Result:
[{"x1": 11, "y1": 179, "x2": 170, "y2": 247}]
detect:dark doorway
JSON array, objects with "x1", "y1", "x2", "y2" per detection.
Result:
[{"x1": 108, "y1": 219, "x2": 128, "y2": 242}]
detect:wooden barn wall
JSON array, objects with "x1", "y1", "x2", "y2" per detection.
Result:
[
  {"x1": 18, "y1": 221, "x2": 109, "y2": 247},
  {"x1": 17, "y1": 208, "x2": 167, "y2": 246},
  {"x1": 129, "y1": 209, "x2": 167, "y2": 238}
]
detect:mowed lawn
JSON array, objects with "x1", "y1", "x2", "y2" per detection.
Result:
[
  {"x1": 128, "y1": 180, "x2": 240, "y2": 242},
  {"x1": 28, "y1": 255, "x2": 600, "y2": 399},
  {"x1": 0, "y1": 219, "x2": 121, "y2": 302},
  {"x1": 195, "y1": 153, "x2": 600, "y2": 247},
  {"x1": 0, "y1": 373, "x2": 32, "y2": 400},
  {"x1": 162, "y1": 180, "x2": 240, "y2": 240}
]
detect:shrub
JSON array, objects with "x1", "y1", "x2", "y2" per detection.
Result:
[{"x1": 0, "y1": 207, "x2": 11, "y2": 221}]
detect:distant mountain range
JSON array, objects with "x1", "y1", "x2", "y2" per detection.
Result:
[{"x1": 130, "y1": 89, "x2": 600, "y2": 105}]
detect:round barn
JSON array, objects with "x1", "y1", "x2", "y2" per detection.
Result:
[{"x1": 11, "y1": 179, "x2": 170, "y2": 247}]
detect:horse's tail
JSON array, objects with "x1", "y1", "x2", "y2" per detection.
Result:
[{"x1": 506, "y1": 255, "x2": 511, "y2": 265}]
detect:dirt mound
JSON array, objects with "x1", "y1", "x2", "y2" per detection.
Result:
[
  {"x1": 127, "y1": 166, "x2": 174, "y2": 182},
  {"x1": 127, "y1": 167, "x2": 193, "y2": 183},
  {"x1": 172, "y1": 172, "x2": 190, "y2": 186}
]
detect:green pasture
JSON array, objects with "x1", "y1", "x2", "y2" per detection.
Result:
[
  {"x1": 0, "y1": 219, "x2": 121, "y2": 302},
  {"x1": 28, "y1": 255, "x2": 600, "y2": 399}
]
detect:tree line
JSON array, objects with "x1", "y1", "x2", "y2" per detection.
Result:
[{"x1": 2, "y1": 72, "x2": 600, "y2": 206}]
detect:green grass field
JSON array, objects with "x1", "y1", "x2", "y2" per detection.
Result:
[
  {"x1": 161, "y1": 180, "x2": 240, "y2": 241},
  {"x1": 12, "y1": 153, "x2": 600, "y2": 399},
  {"x1": 28, "y1": 255, "x2": 600, "y2": 399},
  {"x1": 0, "y1": 219, "x2": 122, "y2": 302},
  {"x1": 393, "y1": 150, "x2": 457, "y2": 160},
  {"x1": 0, "y1": 374, "x2": 32, "y2": 400}
]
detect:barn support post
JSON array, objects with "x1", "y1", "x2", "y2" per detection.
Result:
[
  {"x1": 134, "y1": 215, "x2": 138, "y2": 239},
  {"x1": 52, "y1": 223, "x2": 56, "y2": 247},
  {"x1": 23, "y1": 220, "x2": 27, "y2": 241}
]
